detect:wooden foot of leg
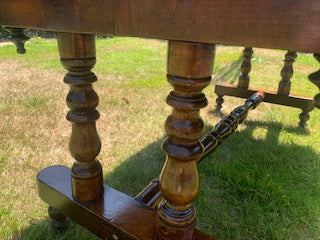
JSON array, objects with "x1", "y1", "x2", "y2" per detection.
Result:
[
  {"x1": 299, "y1": 110, "x2": 310, "y2": 127},
  {"x1": 48, "y1": 206, "x2": 68, "y2": 231},
  {"x1": 216, "y1": 95, "x2": 224, "y2": 110}
]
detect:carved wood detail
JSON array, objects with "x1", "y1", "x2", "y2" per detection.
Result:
[
  {"x1": 5, "y1": 27, "x2": 30, "y2": 54},
  {"x1": 57, "y1": 33, "x2": 103, "y2": 202},
  {"x1": 309, "y1": 53, "x2": 320, "y2": 109},
  {"x1": 277, "y1": 51, "x2": 297, "y2": 95},
  {"x1": 157, "y1": 41, "x2": 215, "y2": 240},
  {"x1": 200, "y1": 92, "x2": 264, "y2": 161},
  {"x1": 238, "y1": 47, "x2": 253, "y2": 89},
  {"x1": 215, "y1": 95, "x2": 224, "y2": 110},
  {"x1": 135, "y1": 179, "x2": 161, "y2": 209}
]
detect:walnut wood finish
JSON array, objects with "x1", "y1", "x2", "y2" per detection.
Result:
[
  {"x1": 37, "y1": 165, "x2": 215, "y2": 240},
  {"x1": 5, "y1": 27, "x2": 29, "y2": 54},
  {"x1": 200, "y1": 92, "x2": 264, "y2": 162},
  {"x1": 2, "y1": 1, "x2": 320, "y2": 239},
  {"x1": 136, "y1": 179, "x2": 162, "y2": 210},
  {"x1": 215, "y1": 95, "x2": 224, "y2": 111},
  {"x1": 217, "y1": 47, "x2": 252, "y2": 110},
  {"x1": 215, "y1": 84, "x2": 314, "y2": 127},
  {"x1": 135, "y1": 179, "x2": 161, "y2": 209},
  {"x1": 215, "y1": 48, "x2": 313, "y2": 127},
  {"x1": 47, "y1": 206, "x2": 68, "y2": 231},
  {"x1": 277, "y1": 51, "x2": 297, "y2": 95},
  {"x1": 137, "y1": 92, "x2": 264, "y2": 209},
  {"x1": 309, "y1": 53, "x2": 320, "y2": 109},
  {"x1": 2, "y1": 1, "x2": 320, "y2": 53},
  {"x1": 238, "y1": 47, "x2": 253, "y2": 89},
  {"x1": 215, "y1": 84, "x2": 313, "y2": 110},
  {"x1": 57, "y1": 33, "x2": 103, "y2": 202},
  {"x1": 157, "y1": 41, "x2": 215, "y2": 240}
]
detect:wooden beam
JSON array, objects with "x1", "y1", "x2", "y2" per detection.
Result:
[
  {"x1": 1, "y1": 0, "x2": 320, "y2": 53},
  {"x1": 215, "y1": 84, "x2": 314, "y2": 111},
  {"x1": 37, "y1": 165, "x2": 215, "y2": 240}
]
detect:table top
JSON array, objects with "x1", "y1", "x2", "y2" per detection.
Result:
[{"x1": 1, "y1": 0, "x2": 320, "y2": 53}]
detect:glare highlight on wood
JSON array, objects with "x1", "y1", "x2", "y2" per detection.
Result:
[{"x1": 2, "y1": 1, "x2": 320, "y2": 239}]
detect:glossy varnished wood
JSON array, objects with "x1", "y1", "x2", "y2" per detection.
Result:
[
  {"x1": 238, "y1": 47, "x2": 253, "y2": 89},
  {"x1": 135, "y1": 179, "x2": 161, "y2": 209},
  {"x1": 215, "y1": 84, "x2": 314, "y2": 112},
  {"x1": 200, "y1": 92, "x2": 264, "y2": 162},
  {"x1": 3, "y1": 0, "x2": 320, "y2": 238},
  {"x1": 1, "y1": 1, "x2": 320, "y2": 53},
  {"x1": 309, "y1": 54, "x2": 320, "y2": 109},
  {"x1": 47, "y1": 206, "x2": 68, "y2": 231},
  {"x1": 215, "y1": 49, "x2": 313, "y2": 127},
  {"x1": 157, "y1": 41, "x2": 215, "y2": 240},
  {"x1": 134, "y1": 93, "x2": 265, "y2": 209},
  {"x1": 37, "y1": 165, "x2": 215, "y2": 240},
  {"x1": 277, "y1": 51, "x2": 297, "y2": 95},
  {"x1": 57, "y1": 33, "x2": 103, "y2": 202}
]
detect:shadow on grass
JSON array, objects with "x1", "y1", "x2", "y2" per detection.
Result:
[
  {"x1": 213, "y1": 54, "x2": 242, "y2": 85},
  {"x1": 197, "y1": 120, "x2": 319, "y2": 238},
  {"x1": 103, "y1": 137, "x2": 165, "y2": 196},
  {"x1": 13, "y1": 121, "x2": 319, "y2": 239},
  {"x1": 10, "y1": 218, "x2": 98, "y2": 240}
]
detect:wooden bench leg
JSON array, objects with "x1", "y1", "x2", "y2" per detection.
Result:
[
  {"x1": 157, "y1": 41, "x2": 215, "y2": 240},
  {"x1": 309, "y1": 53, "x2": 320, "y2": 110},
  {"x1": 48, "y1": 206, "x2": 68, "y2": 231},
  {"x1": 299, "y1": 110, "x2": 311, "y2": 127},
  {"x1": 57, "y1": 33, "x2": 103, "y2": 202},
  {"x1": 215, "y1": 95, "x2": 224, "y2": 110},
  {"x1": 216, "y1": 47, "x2": 253, "y2": 111},
  {"x1": 277, "y1": 51, "x2": 297, "y2": 96},
  {"x1": 238, "y1": 47, "x2": 253, "y2": 89}
]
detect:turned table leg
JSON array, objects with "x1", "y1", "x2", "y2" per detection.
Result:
[
  {"x1": 276, "y1": 51, "x2": 309, "y2": 127},
  {"x1": 216, "y1": 47, "x2": 253, "y2": 111},
  {"x1": 157, "y1": 41, "x2": 215, "y2": 240},
  {"x1": 57, "y1": 33, "x2": 103, "y2": 202},
  {"x1": 309, "y1": 53, "x2": 320, "y2": 110},
  {"x1": 215, "y1": 95, "x2": 224, "y2": 110},
  {"x1": 277, "y1": 51, "x2": 297, "y2": 96},
  {"x1": 238, "y1": 47, "x2": 253, "y2": 89},
  {"x1": 47, "y1": 206, "x2": 68, "y2": 231},
  {"x1": 46, "y1": 33, "x2": 104, "y2": 227}
]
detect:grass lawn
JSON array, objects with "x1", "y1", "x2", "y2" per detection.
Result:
[{"x1": 0, "y1": 37, "x2": 320, "y2": 240}]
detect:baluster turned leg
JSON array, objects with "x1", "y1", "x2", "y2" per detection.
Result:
[
  {"x1": 215, "y1": 95, "x2": 224, "y2": 110},
  {"x1": 46, "y1": 33, "x2": 104, "y2": 228},
  {"x1": 309, "y1": 53, "x2": 320, "y2": 109},
  {"x1": 238, "y1": 47, "x2": 253, "y2": 89},
  {"x1": 277, "y1": 51, "x2": 297, "y2": 95},
  {"x1": 57, "y1": 33, "x2": 103, "y2": 201},
  {"x1": 48, "y1": 32, "x2": 103, "y2": 228},
  {"x1": 277, "y1": 51, "x2": 309, "y2": 127},
  {"x1": 299, "y1": 111, "x2": 311, "y2": 128},
  {"x1": 48, "y1": 33, "x2": 103, "y2": 228},
  {"x1": 157, "y1": 41, "x2": 215, "y2": 240}
]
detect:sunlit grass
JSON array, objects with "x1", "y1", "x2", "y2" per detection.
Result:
[{"x1": 0, "y1": 38, "x2": 319, "y2": 240}]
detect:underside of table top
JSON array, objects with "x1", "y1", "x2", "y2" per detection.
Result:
[{"x1": 1, "y1": 0, "x2": 320, "y2": 53}]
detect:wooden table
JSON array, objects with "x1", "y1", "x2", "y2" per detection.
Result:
[{"x1": 1, "y1": 1, "x2": 320, "y2": 239}]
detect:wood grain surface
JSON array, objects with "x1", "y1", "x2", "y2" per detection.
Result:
[{"x1": 1, "y1": 0, "x2": 320, "y2": 52}]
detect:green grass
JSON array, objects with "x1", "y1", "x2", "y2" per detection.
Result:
[{"x1": 0, "y1": 38, "x2": 320, "y2": 240}]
